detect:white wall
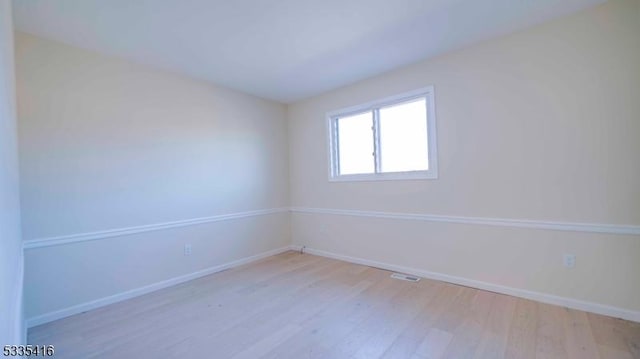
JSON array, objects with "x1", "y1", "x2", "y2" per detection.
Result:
[
  {"x1": 16, "y1": 0, "x2": 640, "y2": 326},
  {"x1": 0, "y1": 0, "x2": 25, "y2": 345},
  {"x1": 16, "y1": 33, "x2": 290, "y2": 321},
  {"x1": 288, "y1": 0, "x2": 640, "y2": 318}
]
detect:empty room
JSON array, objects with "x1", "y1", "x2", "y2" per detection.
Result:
[{"x1": 1, "y1": 0, "x2": 639, "y2": 358}]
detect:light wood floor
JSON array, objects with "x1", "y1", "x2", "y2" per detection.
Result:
[{"x1": 29, "y1": 251, "x2": 639, "y2": 358}]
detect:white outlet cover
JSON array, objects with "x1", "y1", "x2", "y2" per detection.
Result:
[{"x1": 563, "y1": 254, "x2": 576, "y2": 268}]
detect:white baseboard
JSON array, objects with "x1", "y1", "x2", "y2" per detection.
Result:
[
  {"x1": 291, "y1": 245, "x2": 640, "y2": 323},
  {"x1": 26, "y1": 246, "x2": 293, "y2": 328}
]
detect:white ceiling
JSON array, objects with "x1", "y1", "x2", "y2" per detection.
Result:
[{"x1": 12, "y1": 0, "x2": 605, "y2": 103}]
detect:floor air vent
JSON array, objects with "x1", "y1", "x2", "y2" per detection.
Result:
[{"x1": 390, "y1": 273, "x2": 420, "y2": 282}]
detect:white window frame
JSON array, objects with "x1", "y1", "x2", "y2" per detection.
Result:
[{"x1": 327, "y1": 86, "x2": 438, "y2": 182}]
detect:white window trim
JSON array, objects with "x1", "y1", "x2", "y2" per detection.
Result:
[{"x1": 326, "y1": 86, "x2": 438, "y2": 182}]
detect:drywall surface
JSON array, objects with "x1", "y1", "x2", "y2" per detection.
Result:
[
  {"x1": 288, "y1": 0, "x2": 640, "y2": 315},
  {"x1": 16, "y1": 33, "x2": 290, "y2": 320},
  {"x1": 0, "y1": 0, "x2": 25, "y2": 345}
]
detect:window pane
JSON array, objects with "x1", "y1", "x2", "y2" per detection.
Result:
[
  {"x1": 337, "y1": 112, "x2": 374, "y2": 175},
  {"x1": 379, "y1": 98, "x2": 428, "y2": 173}
]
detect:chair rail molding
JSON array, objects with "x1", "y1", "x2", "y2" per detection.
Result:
[
  {"x1": 23, "y1": 206, "x2": 640, "y2": 250},
  {"x1": 23, "y1": 207, "x2": 290, "y2": 249},
  {"x1": 290, "y1": 207, "x2": 640, "y2": 236}
]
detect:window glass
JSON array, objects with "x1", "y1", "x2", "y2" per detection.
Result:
[
  {"x1": 379, "y1": 98, "x2": 428, "y2": 172},
  {"x1": 337, "y1": 112, "x2": 374, "y2": 175}
]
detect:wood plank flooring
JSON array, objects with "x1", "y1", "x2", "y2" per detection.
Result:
[{"x1": 28, "y1": 251, "x2": 640, "y2": 358}]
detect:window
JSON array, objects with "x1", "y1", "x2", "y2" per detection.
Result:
[{"x1": 327, "y1": 86, "x2": 437, "y2": 181}]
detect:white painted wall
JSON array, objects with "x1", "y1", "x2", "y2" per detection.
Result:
[
  {"x1": 16, "y1": 33, "x2": 290, "y2": 320},
  {"x1": 0, "y1": 0, "x2": 25, "y2": 345},
  {"x1": 15, "y1": 0, "x2": 640, "y2": 326},
  {"x1": 288, "y1": 0, "x2": 640, "y2": 315}
]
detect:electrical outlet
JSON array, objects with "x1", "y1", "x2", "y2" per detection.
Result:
[
  {"x1": 184, "y1": 244, "x2": 192, "y2": 256},
  {"x1": 563, "y1": 254, "x2": 576, "y2": 268}
]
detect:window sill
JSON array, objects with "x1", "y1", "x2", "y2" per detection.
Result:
[{"x1": 329, "y1": 170, "x2": 438, "y2": 182}]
